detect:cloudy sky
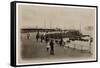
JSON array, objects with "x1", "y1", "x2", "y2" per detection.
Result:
[{"x1": 17, "y1": 3, "x2": 96, "y2": 33}]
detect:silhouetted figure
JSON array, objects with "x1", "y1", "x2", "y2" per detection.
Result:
[
  {"x1": 41, "y1": 34, "x2": 44, "y2": 42},
  {"x1": 59, "y1": 38, "x2": 63, "y2": 46},
  {"x1": 50, "y1": 40, "x2": 54, "y2": 55},
  {"x1": 36, "y1": 31, "x2": 39, "y2": 41},
  {"x1": 27, "y1": 32, "x2": 30, "y2": 39},
  {"x1": 46, "y1": 41, "x2": 50, "y2": 52},
  {"x1": 67, "y1": 40, "x2": 70, "y2": 48},
  {"x1": 90, "y1": 37, "x2": 93, "y2": 46},
  {"x1": 55, "y1": 40, "x2": 58, "y2": 44},
  {"x1": 89, "y1": 37, "x2": 93, "y2": 53},
  {"x1": 45, "y1": 36, "x2": 49, "y2": 44}
]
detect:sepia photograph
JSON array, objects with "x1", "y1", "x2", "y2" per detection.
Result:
[{"x1": 11, "y1": 1, "x2": 97, "y2": 66}]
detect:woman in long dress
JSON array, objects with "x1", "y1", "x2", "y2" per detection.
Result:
[
  {"x1": 50, "y1": 40, "x2": 54, "y2": 55},
  {"x1": 46, "y1": 41, "x2": 50, "y2": 52},
  {"x1": 36, "y1": 31, "x2": 39, "y2": 41}
]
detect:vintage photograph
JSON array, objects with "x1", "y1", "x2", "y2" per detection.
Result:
[{"x1": 15, "y1": 2, "x2": 97, "y2": 65}]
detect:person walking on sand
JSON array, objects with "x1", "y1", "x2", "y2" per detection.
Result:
[
  {"x1": 50, "y1": 40, "x2": 54, "y2": 55},
  {"x1": 36, "y1": 31, "x2": 39, "y2": 41},
  {"x1": 40, "y1": 34, "x2": 44, "y2": 42},
  {"x1": 45, "y1": 36, "x2": 49, "y2": 44},
  {"x1": 27, "y1": 32, "x2": 30, "y2": 39},
  {"x1": 59, "y1": 38, "x2": 63, "y2": 46},
  {"x1": 46, "y1": 41, "x2": 50, "y2": 52}
]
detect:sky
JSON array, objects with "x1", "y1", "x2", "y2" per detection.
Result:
[{"x1": 17, "y1": 3, "x2": 96, "y2": 34}]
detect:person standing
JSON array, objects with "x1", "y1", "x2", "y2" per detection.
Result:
[
  {"x1": 40, "y1": 34, "x2": 44, "y2": 42},
  {"x1": 27, "y1": 32, "x2": 30, "y2": 39},
  {"x1": 46, "y1": 41, "x2": 50, "y2": 52},
  {"x1": 89, "y1": 36, "x2": 93, "y2": 53},
  {"x1": 36, "y1": 31, "x2": 39, "y2": 41},
  {"x1": 59, "y1": 38, "x2": 63, "y2": 46},
  {"x1": 45, "y1": 36, "x2": 49, "y2": 43},
  {"x1": 50, "y1": 40, "x2": 54, "y2": 55}
]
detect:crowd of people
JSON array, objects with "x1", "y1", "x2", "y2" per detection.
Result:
[
  {"x1": 25, "y1": 31, "x2": 93, "y2": 55},
  {"x1": 35, "y1": 31, "x2": 66, "y2": 55}
]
